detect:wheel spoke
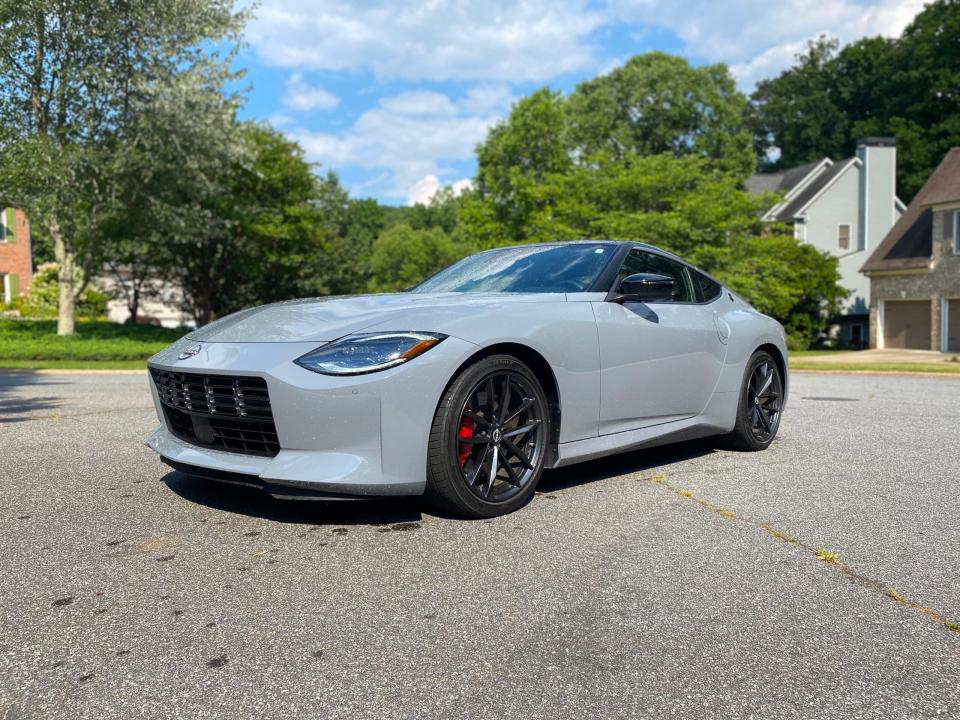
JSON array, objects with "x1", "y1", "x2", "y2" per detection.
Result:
[
  {"x1": 757, "y1": 369, "x2": 774, "y2": 396},
  {"x1": 498, "y1": 376, "x2": 511, "y2": 424},
  {"x1": 466, "y1": 444, "x2": 490, "y2": 486},
  {"x1": 501, "y1": 436, "x2": 534, "y2": 470},
  {"x1": 503, "y1": 398, "x2": 534, "y2": 426},
  {"x1": 757, "y1": 407, "x2": 772, "y2": 432},
  {"x1": 503, "y1": 419, "x2": 541, "y2": 439},
  {"x1": 750, "y1": 405, "x2": 761, "y2": 428},
  {"x1": 484, "y1": 444, "x2": 499, "y2": 497},
  {"x1": 459, "y1": 435, "x2": 491, "y2": 444},
  {"x1": 485, "y1": 377, "x2": 496, "y2": 420},
  {"x1": 501, "y1": 455, "x2": 521, "y2": 486},
  {"x1": 463, "y1": 409, "x2": 492, "y2": 426}
]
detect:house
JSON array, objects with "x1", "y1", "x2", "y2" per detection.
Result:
[
  {"x1": 0, "y1": 208, "x2": 32, "y2": 304},
  {"x1": 747, "y1": 138, "x2": 905, "y2": 348},
  {"x1": 860, "y1": 148, "x2": 960, "y2": 352}
]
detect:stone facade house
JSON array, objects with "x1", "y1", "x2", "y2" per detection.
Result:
[
  {"x1": 0, "y1": 208, "x2": 32, "y2": 304},
  {"x1": 861, "y1": 148, "x2": 960, "y2": 352},
  {"x1": 747, "y1": 138, "x2": 905, "y2": 348}
]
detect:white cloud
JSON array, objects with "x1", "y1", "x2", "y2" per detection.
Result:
[
  {"x1": 247, "y1": 0, "x2": 605, "y2": 82},
  {"x1": 282, "y1": 72, "x2": 340, "y2": 111},
  {"x1": 288, "y1": 88, "x2": 512, "y2": 201},
  {"x1": 607, "y1": 0, "x2": 926, "y2": 87},
  {"x1": 406, "y1": 175, "x2": 473, "y2": 206}
]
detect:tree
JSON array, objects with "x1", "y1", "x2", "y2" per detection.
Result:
[
  {"x1": 567, "y1": 53, "x2": 755, "y2": 177},
  {"x1": 368, "y1": 224, "x2": 466, "y2": 292},
  {"x1": 474, "y1": 88, "x2": 571, "y2": 239},
  {"x1": 749, "y1": 1, "x2": 960, "y2": 199},
  {"x1": 0, "y1": 0, "x2": 244, "y2": 334}
]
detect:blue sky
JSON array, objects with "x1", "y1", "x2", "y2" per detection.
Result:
[{"x1": 234, "y1": 0, "x2": 923, "y2": 206}]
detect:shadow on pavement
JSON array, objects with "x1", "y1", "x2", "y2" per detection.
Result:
[
  {"x1": 0, "y1": 373, "x2": 67, "y2": 423},
  {"x1": 539, "y1": 439, "x2": 717, "y2": 494},
  {"x1": 161, "y1": 470, "x2": 424, "y2": 526},
  {"x1": 162, "y1": 438, "x2": 718, "y2": 525}
]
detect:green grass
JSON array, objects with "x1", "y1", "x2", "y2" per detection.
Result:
[
  {"x1": 790, "y1": 349, "x2": 847, "y2": 357},
  {"x1": 0, "y1": 319, "x2": 184, "y2": 365},
  {"x1": 790, "y1": 359, "x2": 960, "y2": 374}
]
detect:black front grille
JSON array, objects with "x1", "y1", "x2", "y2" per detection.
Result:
[{"x1": 150, "y1": 368, "x2": 280, "y2": 457}]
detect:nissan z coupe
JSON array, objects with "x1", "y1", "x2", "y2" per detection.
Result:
[{"x1": 146, "y1": 241, "x2": 788, "y2": 517}]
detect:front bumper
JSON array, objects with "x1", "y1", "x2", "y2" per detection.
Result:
[{"x1": 145, "y1": 335, "x2": 479, "y2": 497}]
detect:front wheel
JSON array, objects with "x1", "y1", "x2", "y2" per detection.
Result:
[
  {"x1": 425, "y1": 355, "x2": 550, "y2": 518},
  {"x1": 724, "y1": 350, "x2": 784, "y2": 451}
]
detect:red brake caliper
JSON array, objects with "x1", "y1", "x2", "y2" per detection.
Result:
[{"x1": 458, "y1": 417, "x2": 476, "y2": 467}]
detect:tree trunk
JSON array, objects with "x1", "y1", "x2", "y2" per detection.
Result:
[
  {"x1": 128, "y1": 285, "x2": 140, "y2": 324},
  {"x1": 51, "y1": 219, "x2": 77, "y2": 336}
]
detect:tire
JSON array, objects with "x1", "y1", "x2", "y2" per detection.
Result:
[
  {"x1": 724, "y1": 350, "x2": 784, "y2": 451},
  {"x1": 425, "y1": 355, "x2": 551, "y2": 518}
]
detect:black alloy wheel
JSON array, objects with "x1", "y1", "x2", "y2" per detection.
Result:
[
  {"x1": 726, "y1": 350, "x2": 783, "y2": 451},
  {"x1": 426, "y1": 355, "x2": 550, "y2": 517}
]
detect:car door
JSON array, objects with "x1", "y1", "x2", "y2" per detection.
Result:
[{"x1": 592, "y1": 248, "x2": 727, "y2": 435}]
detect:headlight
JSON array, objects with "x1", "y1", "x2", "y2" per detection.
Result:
[{"x1": 294, "y1": 332, "x2": 448, "y2": 376}]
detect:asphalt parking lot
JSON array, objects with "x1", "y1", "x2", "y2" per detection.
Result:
[{"x1": 1, "y1": 371, "x2": 959, "y2": 719}]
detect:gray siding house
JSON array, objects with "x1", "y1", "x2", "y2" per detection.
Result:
[
  {"x1": 861, "y1": 147, "x2": 960, "y2": 352},
  {"x1": 747, "y1": 138, "x2": 905, "y2": 347}
]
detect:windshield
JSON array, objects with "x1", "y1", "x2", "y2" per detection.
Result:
[{"x1": 412, "y1": 243, "x2": 615, "y2": 294}]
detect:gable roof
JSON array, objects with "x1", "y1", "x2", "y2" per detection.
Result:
[
  {"x1": 766, "y1": 157, "x2": 858, "y2": 222},
  {"x1": 745, "y1": 158, "x2": 827, "y2": 198},
  {"x1": 861, "y1": 148, "x2": 960, "y2": 274}
]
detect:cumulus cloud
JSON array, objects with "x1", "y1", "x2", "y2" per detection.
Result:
[
  {"x1": 406, "y1": 175, "x2": 473, "y2": 206},
  {"x1": 247, "y1": 0, "x2": 605, "y2": 82},
  {"x1": 288, "y1": 88, "x2": 511, "y2": 202},
  {"x1": 282, "y1": 73, "x2": 340, "y2": 111},
  {"x1": 607, "y1": 0, "x2": 926, "y2": 86}
]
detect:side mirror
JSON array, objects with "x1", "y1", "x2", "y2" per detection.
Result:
[{"x1": 612, "y1": 273, "x2": 674, "y2": 303}]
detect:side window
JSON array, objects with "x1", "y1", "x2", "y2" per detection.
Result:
[
  {"x1": 617, "y1": 250, "x2": 694, "y2": 303},
  {"x1": 691, "y1": 270, "x2": 722, "y2": 303}
]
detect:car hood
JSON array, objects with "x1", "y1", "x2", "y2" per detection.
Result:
[{"x1": 187, "y1": 292, "x2": 567, "y2": 343}]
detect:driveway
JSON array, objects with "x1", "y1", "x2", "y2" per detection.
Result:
[{"x1": 1, "y1": 371, "x2": 958, "y2": 719}]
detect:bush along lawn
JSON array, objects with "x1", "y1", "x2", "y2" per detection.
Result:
[{"x1": 0, "y1": 319, "x2": 186, "y2": 368}]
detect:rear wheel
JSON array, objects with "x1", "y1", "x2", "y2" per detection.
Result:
[
  {"x1": 426, "y1": 355, "x2": 550, "y2": 518},
  {"x1": 725, "y1": 350, "x2": 783, "y2": 451}
]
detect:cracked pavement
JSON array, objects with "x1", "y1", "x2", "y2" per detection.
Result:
[{"x1": 1, "y1": 371, "x2": 958, "y2": 719}]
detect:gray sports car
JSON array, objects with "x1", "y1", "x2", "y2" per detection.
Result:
[{"x1": 145, "y1": 241, "x2": 788, "y2": 517}]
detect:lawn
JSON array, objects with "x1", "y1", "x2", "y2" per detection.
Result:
[
  {"x1": 0, "y1": 319, "x2": 185, "y2": 368},
  {"x1": 789, "y1": 359, "x2": 960, "y2": 375}
]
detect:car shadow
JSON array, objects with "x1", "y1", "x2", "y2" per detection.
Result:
[
  {"x1": 161, "y1": 470, "x2": 424, "y2": 526},
  {"x1": 162, "y1": 438, "x2": 719, "y2": 526},
  {"x1": 0, "y1": 372, "x2": 67, "y2": 423},
  {"x1": 539, "y1": 438, "x2": 717, "y2": 494}
]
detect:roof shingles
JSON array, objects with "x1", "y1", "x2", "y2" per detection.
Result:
[{"x1": 861, "y1": 148, "x2": 960, "y2": 274}]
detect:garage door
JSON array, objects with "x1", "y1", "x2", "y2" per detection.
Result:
[
  {"x1": 883, "y1": 300, "x2": 931, "y2": 349},
  {"x1": 948, "y1": 300, "x2": 960, "y2": 353}
]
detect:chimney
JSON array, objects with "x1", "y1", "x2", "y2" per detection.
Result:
[{"x1": 856, "y1": 137, "x2": 897, "y2": 252}]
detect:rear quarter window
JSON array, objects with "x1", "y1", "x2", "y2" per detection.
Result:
[{"x1": 692, "y1": 271, "x2": 722, "y2": 303}]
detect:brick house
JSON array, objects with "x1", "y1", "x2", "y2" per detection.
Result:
[
  {"x1": 861, "y1": 148, "x2": 960, "y2": 352},
  {"x1": 0, "y1": 208, "x2": 32, "y2": 303},
  {"x1": 747, "y1": 138, "x2": 905, "y2": 348}
]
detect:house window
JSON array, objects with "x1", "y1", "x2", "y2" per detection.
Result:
[
  {"x1": 0, "y1": 209, "x2": 7, "y2": 243},
  {"x1": 1, "y1": 274, "x2": 8, "y2": 304},
  {"x1": 838, "y1": 224, "x2": 851, "y2": 251}
]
